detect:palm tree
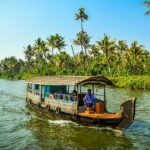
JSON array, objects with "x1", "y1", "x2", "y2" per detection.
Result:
[
  {"x1": 117, "y1": 40, "x2": 128, "y2": 54},
  {"x1": 47, "y1": 35, "x2": 56, "y2": 56},
  {"x1": 24, "y1": 44, "x2": 34, "y2": 68},
  {"x1": 74, "y1": 31, "x2": 91, "y2": 49},
  {"x1": 114, "y1": 40, "x2": 128, "y2": 75},
  {"x1": 143, "y1": 1, "x2": 150, "y2": 15},
  {"x1": 74, "y1": 31, "x2": 91, "y2": 74},
  {"x1": 75, "y1": 8, "x2": 91, "y2": 75},
  {"x1": 34, "y1": 37, "x2": 44, "y2": 60},
  {"x1": 128, "y1": 41, "x2": 145, "y2": 75},
  {"x1": 97, "y1": 34, "x2": 116, "y2": 76},
  {"x1": 75, "y1": 8, "x2": 88, "y2": 32},
  {"x1": 54, "y1": 34, "x2": 66, "y2": 53},
  {"x1": 53, "y1": 34, "x2": 69, "y2": 75},
  {"x1": 34, "y1": 37, "x2": 48, "y2": 75}
]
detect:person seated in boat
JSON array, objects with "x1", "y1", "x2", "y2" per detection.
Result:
[
  {"x1": 70, "y1": 90, "x2": 77, "y2": 101},
  {"x1": 57, "y1": 88, "x2": 64, "y2": 99},
  {"x1": 49, "y1": 90, "x2": 55, "y2": 98},
  {"x1": 84, "y1": 89, "x2": 96, "y2": 108}
]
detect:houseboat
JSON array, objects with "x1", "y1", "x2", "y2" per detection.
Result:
[{"x1": 26, "y1": 75, "x2": 136, "y2": 131}]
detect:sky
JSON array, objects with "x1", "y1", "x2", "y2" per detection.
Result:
[{"x1": 0, "y1": 0, "x2": 150, "y2": 60}]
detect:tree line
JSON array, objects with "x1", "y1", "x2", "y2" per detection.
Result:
[{"x1": 0, "y1": 5, "x2": 150, "y2": 79}]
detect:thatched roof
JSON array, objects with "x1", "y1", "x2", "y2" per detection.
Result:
[
  {"x1": 77, "y1": 76, "x2": 113, "y2": 85},
  {"x1": 26, "y1": 75, "x2": 113, "y2": 86}
]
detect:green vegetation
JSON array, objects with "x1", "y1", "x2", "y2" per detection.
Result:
[
  {"x1": 143, "y1": 1, "x2": 150, "y2": 15},
  {"x1": 109, "y1": 76, "x2": 150, "y2": 90},
  {"x1": 0, "y1": 7, "x2": 150, "y2": 89}
]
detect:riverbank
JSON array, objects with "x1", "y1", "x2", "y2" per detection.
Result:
[
  {"x1": 109, "y1": 76, "x2": 150, "y2": 90},
  {"x1": 1, "y1": 74, "x2": 150, "y2": 90}
]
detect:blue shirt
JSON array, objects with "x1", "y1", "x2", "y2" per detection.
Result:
[{"x1": 84, "y1": 94, "x2": 96, "y2": 105}]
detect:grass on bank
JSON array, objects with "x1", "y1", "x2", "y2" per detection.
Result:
[{"x1": 109, "y1": 76, "x2": 150, "y2": 90}]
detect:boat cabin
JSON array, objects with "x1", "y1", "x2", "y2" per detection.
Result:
[{"x1": 26, "y1": 75, "x2": 113, "y2": 114}]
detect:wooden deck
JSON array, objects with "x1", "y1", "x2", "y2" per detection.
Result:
[{"x1": 78, "y1": 112, "x2": 122, "y2": 119}]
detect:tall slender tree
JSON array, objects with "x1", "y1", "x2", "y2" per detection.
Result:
[
  {"x1": 75, "y1": 8, "x2": 91, "y2": 74},
  {"x1": 75, "y1": 8, "x2": 88, "y2": 32},
  {"x1": 74, "y1": 31, "x2": 91, "y2": 74}
]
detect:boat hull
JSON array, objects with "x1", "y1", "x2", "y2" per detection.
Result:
[{"x1": 26, "y1": 98, "x2": 136, "y2": 130}]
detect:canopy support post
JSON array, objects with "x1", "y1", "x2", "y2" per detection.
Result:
[
  {"x1": 68, "y1": 85, "x2": 69, "y2": 93},
  {"x1": 74, "y1": 85, "x2": 76, "y2": 90},
  {"x1": 40, "y1": 85, "x2": 43, "y2": 102},
  {"x1": 92, "y1": 84, "x2": 94, "y2": 94},
  {"x1": 77, "y1": 84, "x2": 79, "y2": 93}
]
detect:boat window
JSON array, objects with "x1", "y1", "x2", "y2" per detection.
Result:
[
  {"x1": 34, "y1": 84, "x2": 39, "y2": 90},
  {"x1": 66, "y1": 85, "x2": 76, "y2": 94}
]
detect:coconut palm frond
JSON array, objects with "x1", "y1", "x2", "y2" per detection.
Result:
[
  {"x1": 145, "y1": 9, "x2": 150, "y2": 15},
  {"x1": 143, "y1": 1, "x2": 150, "y2": 15},
  {"x1": 143, "y1": 1, "x2": 150, "y2": 6}
]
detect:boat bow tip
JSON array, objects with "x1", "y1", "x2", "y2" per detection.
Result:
[{"x1": 115, "y1": 98, "x2": 136, "y2": 131}]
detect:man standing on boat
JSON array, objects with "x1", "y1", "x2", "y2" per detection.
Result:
[{"x1": 84, "y1": 89, "x2": 96, "y2": 108}]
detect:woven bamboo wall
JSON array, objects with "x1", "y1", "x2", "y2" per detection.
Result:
[
  {"x1": 45, "y1": 98, "x2": 78, "y2": 114},
  {"x1": 27, "y1": 92, "x2": 41, "y2": 104}
]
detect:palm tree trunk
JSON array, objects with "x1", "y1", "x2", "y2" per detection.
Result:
[
  {"x1": 81, "y1": 45, "x2": 86, "y2": 75},
  {"x1": 81, "y1": 20, "x2": 83, "y2": 32}
]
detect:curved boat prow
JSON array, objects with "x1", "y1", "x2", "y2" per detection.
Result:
[{"x1": 115, "y1": 98, "x2": 136, "y2": 131}]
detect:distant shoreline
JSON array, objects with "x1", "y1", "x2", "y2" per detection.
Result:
[{"x1": 1, "y1": 75, "x2": 150, "y2": 90}]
